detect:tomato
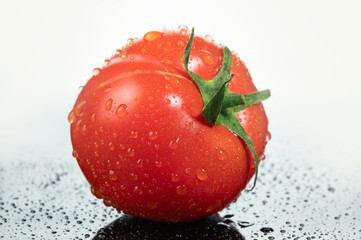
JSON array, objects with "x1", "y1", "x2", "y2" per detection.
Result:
[{"x1": 69, "y1": 26, "x2": 270, "y2": 223}]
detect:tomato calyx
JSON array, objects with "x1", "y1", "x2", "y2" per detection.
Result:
[{"x1": 183, "y1": 28, "x2": 271, "y2": 191}]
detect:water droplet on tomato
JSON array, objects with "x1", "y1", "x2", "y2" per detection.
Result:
[
  {"x1": 126, "y1": 148, "x2": 135, "y2": 157},
  {"x1": 178, "y1": 25, "x2": 188, "y2": 35},
  {"x1": 93, "y1": 68, "x2": 101, "y2": 76},
  {"x1": 260, "y1": 154, "x2": 266, "y2": 161},
  {"x1": 108, "y1": 142, "x2": 115, "y2": 150},
  {"x1": 266, "y1": 132, "x2": 272, "y2": 142},
  {"x1": 120, "y1": 50, "x2": 127, "y2": 58},
  {"x1": 165, "y1": 99, "x2": 171, "y2": 104},
  {"x1": 146, "y1": 201, "x2": 158, "y2": 210},
  {"x1": 185, "y1": 168, "x2": 191, "y2": 174},
  {"x1": 129, "y1": 55, "x2": 135, "y2": 60},
  {"x1": 216, "y1": 147, "x2": 227, "y2": 160},
  {"x1": 104, "y1": 59, "x2": 110, "y2": 66},
  {"x1": 134, "y1": 186, "x2": 143, "y2": 195},
  {"x1": 75, "y1": 120, "x2": 82, "y2": 131},
  {"x1": 169, "y1": 138, "x2": 180, "y2": 149},
  {"x1": 171, "y1": 173, "x2": 180, "y2": 182},
  {"x1": 129, "y1": 131, "x2": 138, "y2": 139},
  {"x1": 105, "y1": 99, "x2": 113, "y2": 111},
  {"x1": 91, "y1": 113, "x2": 96, "y2": 122},
  {"x1": 136, "y1": 159, "x2": 143, "y2": 168},
  {"x1": 81, "y1": 124, "x2": 87, "y2": 135},
  {"x1": 143, "y1": 31, "x2": 163, "y2": 41},
  {"x1": 177, "y1": 40, "x2": 184, "y2": 47},
  {"x1": 148, "y1": 131, "x2": 158, "y2": 140},
  {"x1": 91, "y1": 187, "x2": 104, "y2": 199},
  {"x1": 116, "y1": 104, "x2": 128, "y2": 117},
  {"x1": 109, "y1": 170, "x2": 117, "y2": 181},
  {"x1": 126, "y1": 38, "x2": 135, "y2": 46},
  {"x1": 74, "y1": 101, "x2": 86, "y2": 116},
  {"x1": 94, "y1": 151, "x2": 99, "y2": 157},
  {"x1": 67, "y1": 110, "x2": 75, "y2": 123},
  {"x1": 206, "y1": 200, "x2": 221, "y2": 213},
  {"x1": 197, "y1": 168, "x2": 208, "y2": 181},
  {"x1": 130, "y1": 173, "x2": 138, "y2": 181},
  {"x1": 204, "y1": 34, "x2": 214, "y2": 42},
  {"x1": 103, "y1": 199, "x2": 112, "y2": 207},
  {"x1": 155, "y1": 161, "x2": 162, "y2": 167},
  {"x1": 176, "y1": 185, "x2": 187, "y2": 195},
  {"x1": 72, "y1": 150, "x2": 78, "y2": 159},
  {"x1": 200, "y1": 50, "x2": 216, "y2": 66}
]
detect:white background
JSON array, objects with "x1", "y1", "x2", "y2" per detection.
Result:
[{"x1": 0, "y1": 0, "x2": 360, "y2": 178}]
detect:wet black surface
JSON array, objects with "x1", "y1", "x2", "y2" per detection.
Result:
[{"x1": 0, "y1": 140, "x2": 360, "y2": 239}]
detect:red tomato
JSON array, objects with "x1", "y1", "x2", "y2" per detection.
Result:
[{"x1": 69, "y1": 26, "x2": 270, "y2": 223}]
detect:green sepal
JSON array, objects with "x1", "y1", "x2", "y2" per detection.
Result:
[{"x1": 183, "y1": 28, "x2": 270, "y2": 190}]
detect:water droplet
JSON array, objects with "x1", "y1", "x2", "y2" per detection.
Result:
[
  {"x1": 149, "y1": 103, "x2": 155, "y2": 108},
  {"x1": 105, "y1": 99, "x2": 113, "y2": 111},
  {"x1": 171, "y1": 173, "x2": 180, "y2": 182},
  {"x1": 206, "y1": 200, "x2": 221, "y2": 213},
  {"x1": 81, "y1": 124, "x2": 87, "y2": 135},
  {"x1": 216, "y1": 147, "x2": 228, "y2": 160},
  {"x1": 103, "y1": 199, "x2": 112, "y2": 207},
  {"x1": 67, "y1": 110, "x2": 75, "y2": 123},
  {"x1": 126, "y1": 38, "x2": 135, "y2": 47},
  {"x1": 120, "y1": 50, "x2": 127, "y2": 58},
  {"x1": 129, "y1": 131, "x2": 138, "y2": 139},
  {"x1": 155, "y1": 161, "x2": 162, "y2": 167},
  {"x1": 93, "y1": 68, "x2": 101, "y2": 76},
  {"x1": 129, "y1": 55, "x2": 135, "y2": 60},
  {"x1": 176, "y1": 185, "x2": 187, "y2": 195},
  {"x1": 134, "y1": 186, "x2": 143, "y2": 195},
  {"x1": 178, "y1": 25, "x2": 188, "y2": 35},
  {"x1": 185, "y1": 168, "x2": 191, "y2": 174},
  {"x1": 148, "y1": 131, "x2": 158, "y2": 140},
  {"x1": 130, "y1": 172, "x2": 138, "y2": 181},
  {"x1": 146, "y1": 201, "x2": 158, "y2": 210},
  {"x1": 72, "y1": 150, "x2": 79, "y2": 159},
  {"x1": 136, "y1": 159, "x2": 143, "y2": 168},
  {"x1": 75, "y1": 120, "x2": 82, "y2": 131},
  {"x1": 108, "y1": 142, "x2": 115, "y2": 150},
  {"x1": 197, "y1": 168, "x2": 208, "y2": 181},
  {"x1": 74, "y1": 101, "x2": 86, "y2": 117},
  {"x1": 266, "y1": 132, "x2": 272, "y2": 142},
  {"x1": 91, "y1": 187, "x2": 104, "y2": 199},
  {"x1": 165, "y1": 99, "x2": 171, "y2": 104},
  {"x1": 204, "y1": 34, "x2": 214, "y2": 42},
  {"x1": 94, "y1": 151, "x2": 99, "y2": 157},
  {"x1": 200, "y1": 50, "x2": 216, "y2": 66},
  {"x1": 143, "y1": 31, "x2": 163, "y2": 41},
  {"x1": 177, "y1": 40, "x2": 184, "y2": 47},
  {"x1": 109, "y1": 170, "x2": 117, "y2": 181},
  {"x1": 104, "y1": 59, "x2": 110, "y2": 66},
  {"x1": 116, "y1": 104, "x2": 128, "y2": 117},
  {"x1": 91, "y1": 113, "x2": 96, "y2": 122},
  {"x1": 126, "y1": 148, "x2": 135, "y2": 157},
  {"x1": 260, "y1": 227, "x2": 274, "y2": 233},
  {"x1": 169, "y1": 138, "x2": 180, "y2": 149}
]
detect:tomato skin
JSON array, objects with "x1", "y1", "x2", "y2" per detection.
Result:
[{"x1": 69, "y1": 28, "x2": 269, "y2": 223}]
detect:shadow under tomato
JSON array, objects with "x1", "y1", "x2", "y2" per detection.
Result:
[{"x1": 92, "y1": 214, "x2": 245, "y2": 240}]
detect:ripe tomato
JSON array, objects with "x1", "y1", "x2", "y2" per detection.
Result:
[{"x1": 69, "y1": 26, "x2": 270, "y2": 223}]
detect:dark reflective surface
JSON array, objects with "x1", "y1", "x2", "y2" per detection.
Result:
[{"x1": 93, "y1": 214, "x2": 245, "y2": 240}]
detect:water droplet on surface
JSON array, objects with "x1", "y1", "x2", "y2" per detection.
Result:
[
  {"x1": 104, "y1": 59, "x2": 110, "y2": 66},
  {"x1": 178, "y1": 25, "x2": 188, "y2": 35},
  {"x1": 81, "y1": 124, "x2": 87, "y2": 135},
  {"x1": 126, "y1": 38, "x2": 135, "y2": 47},
  {"x1": 143, "y1": 31, "x2": 163, "y2": 41},
  {"x1": 108, "y1": 142, "x2": 115, "y2": 150},
  {"x1": 93, "y1": 68, "x2": 101, "y2": 76},
  {"x1": 74, "y1": 101, "x2": 86, "y2": 116},
  {"x1": 116, "y1": 104, "x2": 128, "y2": 117},
  {"x1": 206, "y1": 200, "x2": 221, "y2": 213},
  {"x1": 109, "y1": 170, "x2": 117, "y2": 181},
  {"x1": 165, "y1": 99, "x2": 171, "y2": 104},
  {"x1": 130, "y1": 173, "x2": 138, "y2": 181},
  {"x1": 185, "y1": 168, "x2": 191, "y2": 174},
  {"x1": 91, "y1": 187, "x2": 104, "y2": 199},
  {"x1": 129, "y1": 131, "x2": 138, "y2": 139},
  {"x1": 75, "y1": 120, "x2": 82, "y2": 131},
  {"x1": 171, "y1": 173, "x2": 180, "y2": 182},
  {"x1": 91, "y1": 113, "x2": 96, "y2": 122},
  {"x1": 134, "y1": 186, "x2": 143, "y2": 195},
  {"x1": 136, "y1": 159, "x2": 143, "y2": 168},
  {"x1": 126, "y1": 148, "x2": 135, "y2": 157},
  {"x1": 238, "y1": 221, "x2": 254, "y2": 228},
  {"x1": 216, "y1": 148, "x2": 228, "y2": 160},
  {"x1": 67, "y1": 110, "x2": 75, "y2": 123},
  {"x1": 169, "y1": 138, "x2": 180, "y2": 149},
  {"x1": 72, "y1": 150, "x2": 78, "y2": 159},
  {"x1": 148, "y1": 131, "x2": 158, "y2": 140},
  {"x1": 177, "y1": 40, "x2": 185, "y2": 47},
  {"x1": 176, "y1": 185, "x2": 187, "y2": 195},
  {"x1": 197, "y1": 168, "x2": 208, "y2": 181},
  {"x1": 105, "y1": 99, "x2": 113, "y2": 111},
  {"x1": 155, "y1": 161, "x2": 162, "y2": 167},
  {"x1": 200, "y1": 50, "x2": 216, "y2": 66},
  {"x1": 260, "y1": 227, "x2": 274, "y2": 233},
  {"x1": 266, "y1": 132, "x2": 272, "y2": 142}
]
